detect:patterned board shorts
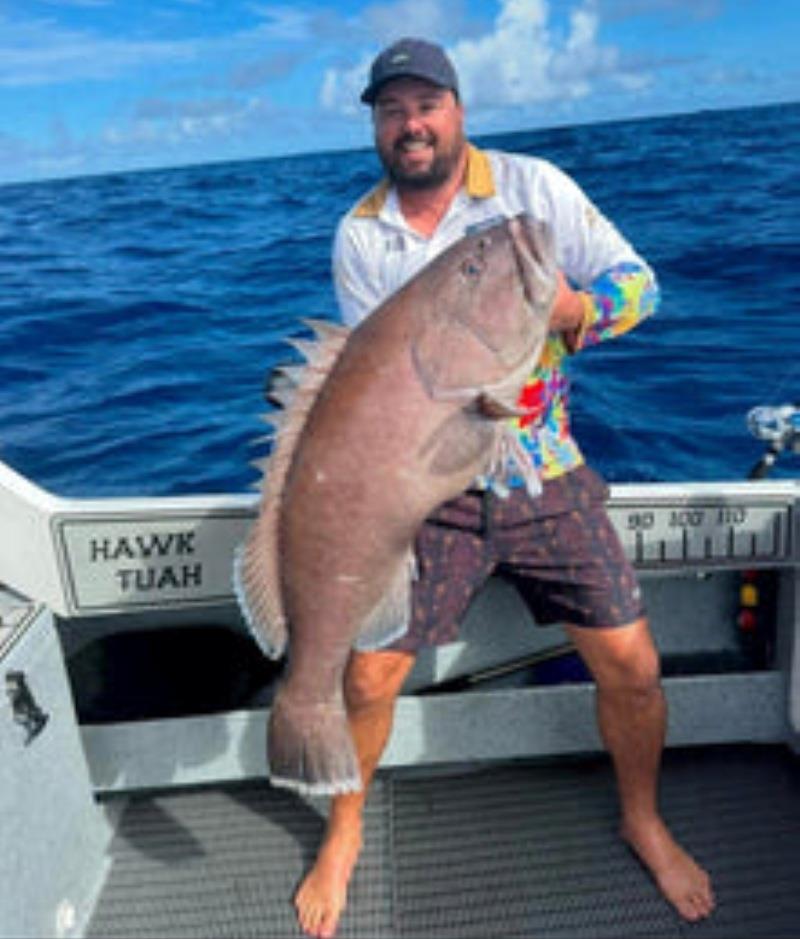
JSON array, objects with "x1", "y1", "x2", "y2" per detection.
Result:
[{"x1": 390, "y1": 464, "x2": 645, "y2": 653}]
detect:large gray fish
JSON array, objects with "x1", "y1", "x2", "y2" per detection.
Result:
[{"x1": 234, "y1": 213, "x2": 556, "y2": 795}]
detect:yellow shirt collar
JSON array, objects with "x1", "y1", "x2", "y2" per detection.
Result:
[{"x1": 353, "y1": 144, "x2": 495, "y2": 217}]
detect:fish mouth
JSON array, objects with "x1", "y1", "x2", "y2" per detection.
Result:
[{"x1": 508, "y1": 215, "x2": 557, "y2": 316}]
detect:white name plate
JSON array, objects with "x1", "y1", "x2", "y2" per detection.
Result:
[{"x1": 53, "y1": 510, "x2": 252, "y2": 614}]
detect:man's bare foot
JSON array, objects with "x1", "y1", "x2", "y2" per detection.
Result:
[
  {"x1": 622, "y1": 816, "x2": 715, "y2": 921},
  {"x1": 294, "y1": 819, "x2": 362, "y2": 939}
]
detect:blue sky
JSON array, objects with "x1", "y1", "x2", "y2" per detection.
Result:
[{"x1": 1, "y1": 0, "x2": 797, "y2": 184}]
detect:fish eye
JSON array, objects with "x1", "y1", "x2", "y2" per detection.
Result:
[{"x1": 460, "y1": 257, "x2": 484, "y2": 280}]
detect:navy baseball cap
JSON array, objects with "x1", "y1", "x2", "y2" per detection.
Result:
[{"x1": 360, "y1": 37, "x2": 459, "y2": 105}]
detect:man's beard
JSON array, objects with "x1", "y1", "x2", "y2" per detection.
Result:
[{"x1": 379, "y1": 133, "x2": 466, "y2": 190}]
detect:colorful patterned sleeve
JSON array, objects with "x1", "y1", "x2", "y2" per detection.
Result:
[{"x1": 572, "y1": 261, "x2": 659, "y2": 351}]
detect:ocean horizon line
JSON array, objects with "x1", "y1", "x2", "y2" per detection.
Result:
[{"x1": 2, "y1": 97, "x2": 797, "y2": 193}]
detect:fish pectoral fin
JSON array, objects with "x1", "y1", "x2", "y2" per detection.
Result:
[
  {"x1": 232, "y1": 531, "x2": 288, "y2": 660},
  {"x1": 475, "y1": 392, "x2": 525, "y2": 419},
  {"x1": 483, "y1": 424, "x2": 543, "y2": 499},
  {"x1": 353, "y1": 552, "x2": 417, "y2": 652}
]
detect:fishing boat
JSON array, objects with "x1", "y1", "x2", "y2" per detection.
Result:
[{"x1": 2, "y1": 404, "x2": 798, "y2": 938}]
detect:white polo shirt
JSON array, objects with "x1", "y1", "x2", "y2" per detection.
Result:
[{"x1": 333, "y1": 144, "x2": 651, "y2": 327}]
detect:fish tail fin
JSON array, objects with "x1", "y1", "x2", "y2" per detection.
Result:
[{"x1": 267, "y1": 692, "x2": 362, "y2": 796}]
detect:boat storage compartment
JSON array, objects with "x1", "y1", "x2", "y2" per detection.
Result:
[{"x1": 0, "y1": 596, "x2": 109, "y2": 939}]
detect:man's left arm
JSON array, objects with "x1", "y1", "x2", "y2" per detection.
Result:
[
  {"x1": 552, "y1": 262, "x2": 659, "y2": 354},
  {"x1": 538, "y1": 160, "x2": 660, "y2": 354}
]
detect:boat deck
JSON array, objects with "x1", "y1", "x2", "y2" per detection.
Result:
[{"x1": 87, "y1": 743, "x2": 800, "y2": 939}]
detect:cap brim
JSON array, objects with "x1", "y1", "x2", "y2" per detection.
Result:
[{"x1": 361, "y1": 73, "x2": 452, "y2": 105}]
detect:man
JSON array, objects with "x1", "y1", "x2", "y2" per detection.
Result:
[{"x1": 294, "y1": 36, "x2": 715, "y2": 939}]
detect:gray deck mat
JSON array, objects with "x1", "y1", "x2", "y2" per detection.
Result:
[{"x1": 87, "y1": 744, "x2": 800, "y2": 938}]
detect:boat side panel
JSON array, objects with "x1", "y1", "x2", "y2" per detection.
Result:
[{"x1": 0, "y1": 607, "x2": 111, "y2": 938}]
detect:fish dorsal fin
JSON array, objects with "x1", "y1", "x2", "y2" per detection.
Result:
[
  {"x1": 301, "y1": 317, "x2": 350, "y2": 342},
  {"x1": 233, "y1": 320, "x2": 351, "y2": 658},
  {"x1": 258, "y1": 323, "x2": 350, "y2": 491}
]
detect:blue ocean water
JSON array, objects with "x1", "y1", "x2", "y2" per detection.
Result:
[{"x1": 0, "y1": 102, "x2": 798, "y2": 498}]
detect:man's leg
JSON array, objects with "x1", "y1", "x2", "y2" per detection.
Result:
[
  {"x1": 566, "y1": 617, "x2": 715, "y2": 921},
  {"x1": 294, "y1": 649, "x2": 416, "y2": 939}
]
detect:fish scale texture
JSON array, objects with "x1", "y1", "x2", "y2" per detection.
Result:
[{"x1": 87, "y1": 745, "x2": 800, "y2": 938}]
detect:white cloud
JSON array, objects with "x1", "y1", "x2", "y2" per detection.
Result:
[
  {"x1": 229, "y1": 50, "x2": 302, "y2": 90},
  {"x1": 360, "y1": 0, "x2": 452, "y2": 43},
  {"x1": 105, "y1": 94, "x2": 272, "y2": 149},
  {"x1": 0, "y1": 10, "x2": 307, "y2": 92},
  {"x1": 251, "y1": 5, "x2": 316, "y2": 41},
  {"x1": 320, "y1": 0, "x2": 651, "y2": 115},
  {"x1": 0, "y1": 16, "x2": 201, "y2": 88},
  {"x1": 320, "y1": 53, "x2": 374, "y2": 116}
]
